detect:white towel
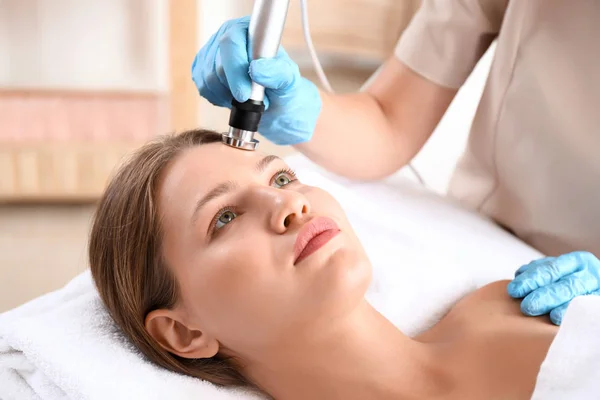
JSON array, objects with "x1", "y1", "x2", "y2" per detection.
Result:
[
  {"x1": 531, "y1": 295, "x2": 600, "y2": 399},
  {"x1": 0, "y1": 155, "x2": 543, "y2": 399},
  {"x1": 0, "y1": 272, "x2": 261, "y2": 400}
]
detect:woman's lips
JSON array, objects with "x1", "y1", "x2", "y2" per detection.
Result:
[{"x1": 293, "y1": 216, "x2": 341, "y2": 265}]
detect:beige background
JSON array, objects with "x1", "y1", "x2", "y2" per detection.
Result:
[
  {"x1": 0, "y1": 0, "x2": 492, "y2": 313},
  {"x1": 0, "y1": 67, "x2": 371, "y2": 312},
  {"x1": 0, "y1": 0, "x2": 404, "y2": 312}
]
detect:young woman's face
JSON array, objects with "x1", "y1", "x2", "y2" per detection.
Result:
[{"x1": 157, "y1": 143, "x2": 371, "y2": 353}]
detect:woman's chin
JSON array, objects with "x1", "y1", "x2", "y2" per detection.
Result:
[{"x1": 307, "y1": 245, "x2": 372, "y2": 314}]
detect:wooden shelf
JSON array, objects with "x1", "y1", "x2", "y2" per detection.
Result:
[
  {"x1": 0, "y1": 142, "x2": 144, "y2": 203},
  {"x1": 0, "y1": 89, "x2": 168, "y2": 143},
  {"x1": 0, "y1": 0, "x2": 199, "y2": 203},
  {"x1": 0, "y1": 89, "x2": 169, "y2": 202}
]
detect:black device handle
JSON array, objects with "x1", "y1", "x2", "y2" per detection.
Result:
[{"x1": 229, "y1": 99, "x2": 266, "y2": 132}]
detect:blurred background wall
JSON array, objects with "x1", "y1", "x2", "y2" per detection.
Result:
[{"x1": 0, "y1": 0, "x2": 491, "y2": 312}]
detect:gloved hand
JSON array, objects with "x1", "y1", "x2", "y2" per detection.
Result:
[
  {"x1": 191, "y1": 16, "x2": 322, "y2": 145},
  {"x1": 507, "y1": 251, "x2": 600, "y2": 325}
]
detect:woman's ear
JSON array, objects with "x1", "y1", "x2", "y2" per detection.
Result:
[{"x1": 145, "y1": 309, "x2": 219, "y2": 359}]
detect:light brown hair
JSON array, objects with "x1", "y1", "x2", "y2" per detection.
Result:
[{"x1": 89, "y1": 129, "x2": 253, "y2": 387}]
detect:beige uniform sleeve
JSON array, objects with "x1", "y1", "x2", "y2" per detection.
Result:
[{"x1": 396, "y1": 0, "x2": 509, "y2": 89}]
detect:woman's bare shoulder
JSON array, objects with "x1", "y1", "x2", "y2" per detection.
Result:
[
  {"x1": 416, "y1": 280, "x2": 515, "y2": 341},
  {"x1": 453, "y1": 281, "x2": 528, "y2": 321},
  {"x1": 448, "y1": 280, "x2": 555, "y2": 333},
  {"x1": 417, "y1": 279, "x2": 556, "y2": 345},
  {"x1": 421, "y1": 282, "x2": 559, "y2": 400}
]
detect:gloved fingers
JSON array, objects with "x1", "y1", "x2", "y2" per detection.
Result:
[
  {"x1": 198, "y1": 49, "x2": 232, "y2": 107},
  {"x1": 249, "y1": 55, "x2": 299, "y2": 93},
  {"x1": 191, "y1": 23, "x2": 222, "y2": 78},
  {"x1": 549, "y1": 302, "x2": 570, "y2": 325},
  {"x1": 220, "y1": 16, "x2": 253, "y2": 103},
  {"x1": 246, "y1": 47, "x2": 293, "y2": 109},
  {"x1": 210, "y1": 52, "x2": 235, "y2": 107},
  {"x1": 549, "y1": 288, "x2": 600, "y2": 325},
  {"x1": 256, "y1": 76, "x2": 321, "y2": 145},
  {"x1": 520, "y1": 271, "x2": 590, "y2": 316},
  {"x1": 203, "y1": 71, "x2": 233, "y2": 108},
  {"x1": 514, "y1": 257, "x2": 555, "y2": 277},
  {"x1": 578, "y1": 251, "x2": 600, "y2": 283},
  {"x1": 258, "y1": 111, "x2": 316, "y2": 145},
  {"x1": 261, "y1": 76, "x2": 315, "y2": 119},
  {"x1": 192, "y1": 33, "x2": 223, "y2": 105},
  {"x1": 192, "y1": 20, "x2": 239, "y2": 107},
  {"x1": 507, "y1": 253, "x2": 582, "y2": 298},
  {"x1": 251, "y1": 58, "x2": 297, "y2": 112}
]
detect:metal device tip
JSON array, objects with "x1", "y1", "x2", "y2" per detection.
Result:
[{"x1": 222, "y1": 127, "x2": 259, "y2": 151}]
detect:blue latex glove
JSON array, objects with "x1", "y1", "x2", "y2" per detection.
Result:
[
  {"x1": 191, "y1": 16, "x2": 322, "y2": 145},
  {"x1": 507, "y1": 251, "x2": 600, "y2": 325}
]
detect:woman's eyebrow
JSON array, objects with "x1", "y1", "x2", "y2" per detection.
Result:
[
  {"x1": 190, "y1": 155, "x2": 283, "y2": 225},
  {"x1": 192, "y1": 180, "x2": 239, "y2": 223},
  {"x1": 256, "y1": 155, "x2": 282, "y2": 173}
]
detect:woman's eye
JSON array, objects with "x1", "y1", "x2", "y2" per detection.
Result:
[
  {"x1": 215, "y1": 210, "x2": 237, "y2": 230},
  {"x1": 272, "y1": 171, "x2": 295, "y2": 188}
]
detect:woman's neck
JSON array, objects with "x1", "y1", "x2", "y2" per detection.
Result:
[{"x1": 242, "y1": 300, "x2": 455, "y2": 400}]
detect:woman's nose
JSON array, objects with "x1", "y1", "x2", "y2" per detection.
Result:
[{"x1": 268, "y1": 189, "x2": 310, "y2": 234}]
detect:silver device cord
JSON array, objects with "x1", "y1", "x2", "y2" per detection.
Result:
[{"x1": 298, "y1": 0, "x2": 426, "y2": 187}]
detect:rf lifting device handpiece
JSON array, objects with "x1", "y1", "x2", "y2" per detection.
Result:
[{"x1": 222, "y1": 0, "x2": 291, "y2": 151}]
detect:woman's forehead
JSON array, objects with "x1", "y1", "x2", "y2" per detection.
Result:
[
  {"x1": 158, "y1": 144, "x2": 275, "y2": 215},
  {"x1": 169, "y1": 144, "x2": 269, "y2": 182}
]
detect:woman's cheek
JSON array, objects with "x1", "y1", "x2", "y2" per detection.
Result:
[
  {"x1": 192, "y1": 253, "x2": 253, "y2": 319},
  {"x1": 205, "y1": 237, "x2": 264, "y2": 287}
]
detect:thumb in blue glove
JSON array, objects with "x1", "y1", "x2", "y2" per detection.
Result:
[
  {"x1": 507, "y1": 251, "x2": 600, "y2": 325},
  {"x1": 249, "y1": 49, "x2": 322, "y2": 145}
]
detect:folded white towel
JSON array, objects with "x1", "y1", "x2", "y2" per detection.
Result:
[
  {"x1": 0, "y1": 272, "x2": 261, "y2": 400},
  {"x1": 531, "y1": 295, "x2": 600, "y2": 399},
  {"x1": 0, "y1": 155, "x2": 543, "y2": 399}
]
